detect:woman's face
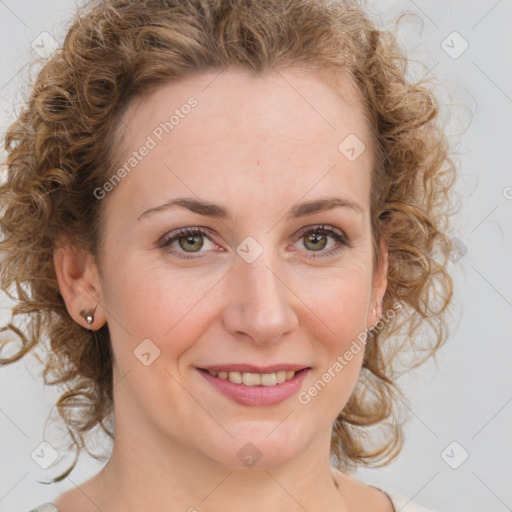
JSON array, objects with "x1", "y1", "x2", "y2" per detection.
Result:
[{"x1": 94, "y1": 67, "x2": 386, "y2": 468}]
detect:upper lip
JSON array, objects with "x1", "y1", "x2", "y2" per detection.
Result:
[{"x1": 199, "y1": 364, "x2": 310, "y2": 373}]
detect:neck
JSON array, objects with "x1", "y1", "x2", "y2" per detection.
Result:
[{"x1": 88, "y1": 419, "x2": 349, "y2": 512}]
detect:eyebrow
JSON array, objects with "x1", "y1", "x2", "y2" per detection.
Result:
[{"x1": 137, "y1": 196, "x2": 364, "y2": 221}]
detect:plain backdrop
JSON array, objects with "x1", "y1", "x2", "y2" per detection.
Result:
[{"x1": 0, "y1": 1, "x2": 511, "y2": 511}]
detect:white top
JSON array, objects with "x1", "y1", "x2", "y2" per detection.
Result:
[
  {"x1": 387, "y1": 491, "x2": 437, "y2": 511},
  {"x1": 28, "y1": 491, "x2": 437, "y2": 512}
]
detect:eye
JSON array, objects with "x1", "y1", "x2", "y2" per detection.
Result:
[
  {"x1": 159, "y1": 227, "x2": 218, "y2": 259},
  {"x1": 159, "y1": 224, "x2": 350, "y2": 260},
  {"x1": 292, "y1": 224, "x2": 350, "y2": 257}
]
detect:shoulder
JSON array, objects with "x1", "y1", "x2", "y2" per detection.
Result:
[
  {"x1": 331, "y1": 467, "x2": 437, "y2": 512},
  {"x1": 385, "y1": 491, "x2": 439, "y2": 512},
  {"x1": 331, "y1": 468, "x2": 394, "y2": 511},
  {"x1": 31, "y1": 476, "x2": 437, "y2": 512},
  {"x1": 28, "y1": 504, "x2": 61, "y2": 512}
]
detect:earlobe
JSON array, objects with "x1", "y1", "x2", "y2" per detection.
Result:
[
  {"x1": 79, "y1": 307, "x2": 97, "y2": 325},
  {"x1": 368, "y1": 238, "x2": 389, "y2": 327},
  {"x1": 53, "y1": 243, "x2": 106, "y2": 330}
]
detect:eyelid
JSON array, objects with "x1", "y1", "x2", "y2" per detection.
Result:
[
  {"x1": 158, "y1": 226, "x2": 217, "y2": 246},
  {"x1": 293, "y1": 224, "x2": 349, "y2": 244}
]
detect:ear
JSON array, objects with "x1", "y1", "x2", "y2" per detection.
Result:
[
  {"x1": 367, "y1": 237, "x2": 388, "y2": 328},
  {"x1": 53, "y1": 241, "x2": 107, "y2": 330}
]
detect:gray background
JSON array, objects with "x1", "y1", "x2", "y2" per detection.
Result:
[{"x1": 0, "y1": 1, "x2": 511, "y2": 511}]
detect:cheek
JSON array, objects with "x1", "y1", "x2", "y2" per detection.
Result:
[
  {"x1": 298, "y1": 271, "x2": 371, "y2": 415},
  {"x1": 298, "y1": 254, "x2": 374, "y2": 332},
  {"x1": 101, "y1": 256, "x2": 222, "y2": 368},
  {"x1": 295, "y1": 253, "x2": 372, "y2": 400}
]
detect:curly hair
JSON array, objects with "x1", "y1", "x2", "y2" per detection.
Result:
[{"x1": 0, "y1": 0, "x2": 455, "y2": 481}]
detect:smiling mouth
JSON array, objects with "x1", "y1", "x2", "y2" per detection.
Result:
[{"x1": 199, "y1": 368, "x2": 308, "y2": 387}]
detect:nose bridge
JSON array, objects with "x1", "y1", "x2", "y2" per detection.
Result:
[{"x1": 222, "y1": 244, "x2": 298, "y2": 344}]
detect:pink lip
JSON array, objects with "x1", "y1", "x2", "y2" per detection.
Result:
[{"x1": 198, "y1": 368, "x2": 310, "y2": 406}]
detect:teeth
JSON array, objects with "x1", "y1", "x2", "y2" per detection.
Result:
[
  {"x1": 228, "y1": 371, "x2": 243, "y2": 384},
  {"x1": 243, "y1": 372, "x2": 261, "y2": 386},
  {"x1": 207, "y1": 369, "x2": 298, "y2": 386},
  {"x1": 285, "y1": 370, "x2": 295, "y2": 380},
  {"x1": 260, "y1": 373, "x2": 276, "y2": 386}
]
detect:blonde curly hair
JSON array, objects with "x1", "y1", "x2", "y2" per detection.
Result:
[{"x1": 0, "y1": 0, "x2": 455, "y2": 481}]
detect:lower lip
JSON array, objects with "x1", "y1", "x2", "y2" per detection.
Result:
[{"x1": 198, "y1": 369, "x2": 310, "y2": 406}]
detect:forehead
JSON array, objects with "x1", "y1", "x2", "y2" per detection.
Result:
[
  {"x1": 108, "y1": 67, "x2": 373, "y2": 218},
  {"x1": 121, "y1": 66, "x2": 369, "y2": 149}
]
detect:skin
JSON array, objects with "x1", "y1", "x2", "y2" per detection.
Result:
[{"x1": 54, "y1": 67, "x2": 391, "y2": 512}]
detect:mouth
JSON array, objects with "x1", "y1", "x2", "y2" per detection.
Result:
[
  {"x1": 196, "y1": 365, "x2": 311, "y2": 406},
  {"x1": 199, "y1": 368, "x2": 307, "y2": 387}
]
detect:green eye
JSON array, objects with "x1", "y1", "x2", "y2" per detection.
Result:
[
  {"x1": 160, "y1": 227, "x2": 216, "y2": 259},
  {"x1": 159, "y1": 224, "x2": 350, "y2": 260},
  {"x1": 177, "y1": 232, "x2": 204, "y2": 252},
  {"x1": 295, "y1": 225, "x2": 350, "y2": 257},
  {"x1": 303, "y1": 231, "x2": 328, "y2": 251}
]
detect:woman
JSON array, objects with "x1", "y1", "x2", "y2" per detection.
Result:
[{"x1": 0, "y1": 0, "x2": 454, "y2": 511}]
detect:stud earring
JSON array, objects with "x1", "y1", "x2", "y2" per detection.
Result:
[{"x1": 80, "y1": 307, "x2": 96, "y2": 326}]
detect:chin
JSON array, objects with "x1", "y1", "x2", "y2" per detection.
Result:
[{"x1": 196, "y1": 422, "x2": 309, "y2": 470}]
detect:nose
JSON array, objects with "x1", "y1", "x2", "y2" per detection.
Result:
[{"x1": 221, "y1": 250, "x2": 299, "y2": 346}]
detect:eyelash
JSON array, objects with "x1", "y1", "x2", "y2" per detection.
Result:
[{"x1": 158, "y1": 225, "x2": 350, "y2": 260}]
